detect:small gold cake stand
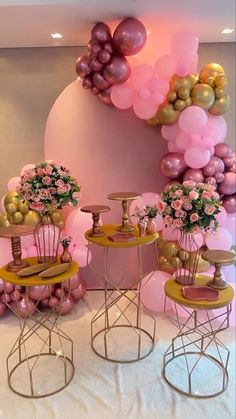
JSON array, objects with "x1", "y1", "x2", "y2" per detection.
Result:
[
  {"x1": 0, "y1": 225, "x2": 36, "y2": 272},
  {"x1": 80, "y1": 205, "x2": 110, "y2": 237},
  {"x1": 107, "y1": 192, "x2": 141, "y2": 232},
  {"x1": 201, "y1": 249, "x2": 235, "y2": 289}
]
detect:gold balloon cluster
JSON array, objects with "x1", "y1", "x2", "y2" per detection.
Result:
[
  {"x1": 146, "y1": 63, "x2": 230, "y2": 126},
  {"x1": 0, "y1": 191, "x2": 64, "y2": 230},
  {"x1": 156, "y1": 234, "x2": 210, "y2": 274}
]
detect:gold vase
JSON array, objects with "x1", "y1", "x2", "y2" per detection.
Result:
[
  {"x1": 146, "y1": 218, "x2": 157, "y2": 235},
  {"x1": 60, "y1": 244, "x2": 72, "y2": 264}
]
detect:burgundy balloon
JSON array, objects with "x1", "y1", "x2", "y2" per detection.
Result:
[
  {"x1": 91, "y1": 86, "x2": 100, "y2": 95},
  {"x1": 91, "y1": 22, "x2": 111, "y2": 44},
  {"x1": 82, "y1": 76, "x2": 93, "y2": 90},
  {"x1": 91, "y1": 59, "x2": 104, "y2": 72},
  {"x1": 219, "y1": 172, "x2": 236, "y2": 195},
  {"x1": 55, "y1": 296, "x2": 75, "y2": 315},
  {"x1": 113, "y1": 18, "x2": 147, "y2": 56},
  {"x1": 71, "y1": 279, "x2": 87, "y2": 301},
  {"x1": 163, "y1": 180, "x2": 181, "y2": 191},
  {"x1": 205, "y1": 176, "x2": 217, "y2": 186},
  {"x1": 75, "y1": 55, "x2": 91, "y2": 78},
  {"x1": 183, "y1": 168, "x2": 205, "y2": 183},
  {"x1": 14, "y1": 297, "x2": 36, "y2": 318},
  {"x1": 1, "y1": 293, "x2": 11, "y2": 304},
  {"x1": 10, "y1": 289, "x2": 21, "y2": 302},
  {"x1": 98, "y1": 88, "x2": 113, "y2": 105},
  {"x1": 214, "y1": 143, "x2": 232, "y2": 158},
  {"x1": 103, "y1": 55, "x2": 131, "y2": 85},
  {"x1": 203, "y1": 156, "x2": 225, "y2": 177},
  {"x1": 103, "y1": 42, "x2": 113, "y2": 54},
  {"x1": 28, "y1": 285, "x2": 53, "y2": 301},
  {"x1": 223, "y1": 156, "x2": 234, "y2": 168},
  {"x1": 91, "y1": 43, "x2": 102, "y2": 56},
  {"x1": 98, "y1": 49, "x2": 111, "y2": 64},
  {"x1": 222, "y1": 194, "x2": 236, "y2": 213},
  {"x1": 0, "y1": 302, "x2": 7, "y2": 317},
  {"x1": 93, "y1": 72, "x2": 111, "y2": 90},
  {"x1": 228, "y1": 152, "x2": 236, "y2": 173},
  {"x1": 160, "y1": 153, "x2": 188, "y2": 179},
  {"x1": 215, "y1": 172, "x2": 225, "y2": 183}
]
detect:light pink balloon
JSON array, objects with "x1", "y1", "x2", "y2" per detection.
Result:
[
  {"x1": 155, "y1": 214, "x2": 165, "y2": 231},
  {"x1": 176, "y1": 132, "x2": 191, "y2": 150},
  {"x1": 54, "y1": 287, "x2": 65, "y2": 299},
  {"x1": 13, "y1": 297, "x2": 36, "y2": 318},
  {"x1": 138, "y1": 87, "x2": 151, "y2": 100},
  {"x1": 72, "y1": 245, "x2": 92, "y2": 268},
  {"x1": 205, "y1": 227, "x2": 233, "y2": 250},
  {"x1": 0, "y1": 302, "x2": 7, "y2": 317},
  {"x1": 147, "y1": 77, "x2": 170, "y2": 95},
  {"x1": 21, "y1": 234, "x2": 35, "y2": 250},
  {"x1": 190, "y1": 134, "x2": 201, "y2": 147},
  {"x1": 10, "y1": 289, "x2": 22, "y2": 302},
  {"x1": 28, "y1": 285, "x2": 54, "y2": 301},
  {"x1": 171, "y1": 30, "x2": 199, "y2": 57},
  {"x1": 207, "y1": 115, "x2": 227, "y2": 143},
  {"x1": 199, "y1": 123, "x2": 221, "y2": 145},
  {"x1": 133, "y1": 97, "x2": 157, "y2": 119},
  {"x1": 27, "y1": 245, "x2": 38, "y2": 257},
  {"x1": 167, "y1": 141, "x2": 184, "y2": 154},
  {"x1": 162, "y1": 226, "x2": 179, "y2": 241},
  {"x1": 215, "y1": 206, "x2": 227, "y2": 225},
  {"x1": 20, "y1": 163, "x2": 36, "y2": 177},
  {"x1": 65, "y1": 207, "x2": 92, "y2": 246},
  {"x1": 161, "y1": 123, "x2": 180, "y2": 141},
  {"x1": 150, "y1": 92, "x2": 164, "y2": 106},
  {"x1": 71, "y1": 278, "x2": 87, "y2": 301},
  {"x1": 179, "y1": 106, "x2": 208, "y2": 135},
  {"x1": 41, "y1": 298, "x2": 50, "y2": 308},
  {"x1": 1, "y1": 293, "x2": 11, "y2": 304},
  {"x1": 184, "y1": 147, "x2": 210, "y2": 169},
  {"x1": 155, "y1": 54, "x2": 177, "y2": 79},
  {"x1": 7, "y1": 176, "x2": 21, "y2": 192},
  {"x1": 130, "y1": 64, "x2": 154, "y2": 89},
  {"x1": 4, "y1": 282, "x2": 14, "y2": 294},
  {"x1": 140, "y1": 270, "x2": 172, "y2": 313},
  {"x1": 110, "y1": 83, "x2": 134, "y2": 109},
  {"x1": 48, "y1": 296, "x2": 60, "y2": 308},
  {"x1": 176, "y1": 62, "x2": 190, "y2": 77}
]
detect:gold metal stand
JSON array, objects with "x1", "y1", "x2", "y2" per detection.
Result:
[
  {"x1": 80, "y1": 205, "x2": 110, "y2": 237},
  {"x1": 0, "y1": 258, "x2": 78, "y2": 398},
  {"x1": 107, "y1": 192, "x2": 141, "y2": 233},
  {"x1": 201, "y1": 250, "x2": 235, "y2": 289}
]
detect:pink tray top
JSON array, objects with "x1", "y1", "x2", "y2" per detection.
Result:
[{"x1": 182, "y1": 285, "x2": 219, "y2": 301}]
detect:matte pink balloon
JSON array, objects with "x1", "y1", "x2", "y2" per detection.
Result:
[
  {"x1": 161, "y1": 123, "x2": 180, "y2": 141},
  {"x1": 98, "y1": 88, "x2": 112, "y2": 105},
  {"x1": 130, "y1": 64, "x2": 154, "y2": 90},
  {"x1": 205, "y1": 227, "x2": 233, "y2": 250},
  {"x1": 110, "y1": 83, "x2": 134, "y2": 109},
  {"x1": 215, "y1": 206, "x2": 227, "y2": 225},
  {"x1": 103, "y1": 56, "x2": 130, "y2": 85},
  {"x1": 222, "y1": 194, "x2": 236, "y2": 213},
  {"x1": 14, "y1": 297, "x2": 36, "y2": 318},
  {"x1": 7, "y1": 176, "x2": 21, "y2": 192},
  {"x1": 113, "y1": 18, "x2": 147, "y2": 56},
  {"x1": 28, "y1": 285, "x2": 54, "y2": 301},
  {"x1": 179, "y1": 106, "x2": 208, "y2": 135},
  {"x1": 199, "y1": 123, "x2": 221, "y2": 145},
  {"x1": 138, "y1": 87, "x2": 151, "y2": 100},
  {"x1": 183, "y1": 168, "x2": 205, "y2": 184},
  {"x1": 55, "y1": 295, "x2": 75, "y2": 315},
  {"x1": 207, "y1": 115, "x2": 227, "y2": 143},
  {"x1": 214, "y1": 143, "x2": 232, "y2": 158},
  {"x1": 71, "y1": 279, "x2": 87, "y2": 301},
  {"x1": 155, "y1": 55, "x2": 177, "y2": 79},
  {"x1": 20, "y1": 163, "x2": 35, "y2": 177},
  {"x1": 91, "y1": 22, "x2": 111, "y2": 44},
  {"x1": 215, "y1": 172, "x2": 224, "y2": 183},
  {"x1": 93, "y1": 72, "x2": 111, "y2": 90},
  {"x1": 72, "y1": 246, "x2": 92, "y2": 268},
  {"x1": 219, "y1": 172, "x2": 236, "y2": 196},
  {"x1": 133, "y1": 97, "x2": 157, "y2": 120},
  {"x1": 63, "y1": 274, "x2": 81, "y2": 292},
  {"x1": 75, "y1": 55, "x2": 91, "y2": 78},
  {"x1": 162, "y1": 226, "x2": 179, "y2": 241},
  {"x1": 65, "y1": 207, "x2": 92, "y2": 246},
  {"x1": 147, "y1": 78, "x2": 170, "y2": 95},
  {"x1": 184, "y1": 147, "x2": 210, "y2": 169},
  {"x1": 171, "y1": 30, "x2": 199, "y2": 57},
  {"x1": 0, "y1": 302, "x2": 7, "y2": 317},
  {"x1": 150, "y1": 92, "x2": 164, "y2": 106},
  {"x1": 176, "y1": 132, "x2": 191, "y2": 150},
  {"x1": 140, "y1": 271, "x2": 172, "y2": 313},
  {"x1": 167, "y1": 141, "x2": 183, "y2": 153},
  {"x1": 160, "y1": 153, "x2": 188, "y2": 179}
]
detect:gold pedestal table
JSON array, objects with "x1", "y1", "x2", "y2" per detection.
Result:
[
  {"x1": 0, "y1": 257, "x2": 78, "y2": 398},
  {"x1": 163, "y1": 275, "x2": 234, "y2": 398},
  {"x1": 86, "y1": 224, "x2": 158, "y2": 363}
]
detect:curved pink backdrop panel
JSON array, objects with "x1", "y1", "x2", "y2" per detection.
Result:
[{"x1": 44, "y1": 80, "x2": 166, "y2": 287}]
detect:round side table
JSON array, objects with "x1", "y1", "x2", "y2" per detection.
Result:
[
  {"x1": 0, "y1": 257, "x2": 78, "y2": 398},
  {"x1": 86, "y1": 224, "x2": 158, "y2": 363},
  {"x1": 163, "y1": 275, "x2": 234, "y2": 398}
]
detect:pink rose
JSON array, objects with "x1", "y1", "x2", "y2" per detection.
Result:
[
  {"x1": 38, "y1": 189, "x2": 48, "y2": 199},
  {"x1": 204, "y1": 205, "x2": 215, "y2": 215},
  {"x1": 189, "y1": 190, "x2": 199, "y2": 200},
  {"x1": 66, "y1": 183, "x2": 71, "y2": 192},
  {"x1": 42, "y1": 176, "x2": 52, "y2": 186},
  {"x1": 30, "y1": 202, "x2": 45, "y2": 212},
  {"x1": 204, "y1": 184, "x2": 215, "y2": 191},
  {"x1": 157, "y1": 201, "x2": 167, "y2": 213},
  {"x1": 211, "y1": 191, "x2": 220, "y2": 200},
  {"x1": 22, "y1": 182, "x2": 31, "y2": 192},
  {"x1": 48, "y1": 187, "x2": 57, "y2": 195},
  {"x1": 173, "y1": 218, "x2": 183, "y2": 228},
  {"x1": 33, "y1": 194, "x2": 41, "y2": 202},
  {"x1": 183, "y1": 199, "x2": 193, "y2": 211},
  {"x1": 171, "y1": 199, "x2": 183, "y2": 210},
  {"x1": 43, "y1": 166, "x2": 53, "y2": 175},
  {"x1": 192, "y1": 225, "x2": 200, "y2": 234},
  {"x1": 57, "y1": 185, "x2": 67, "y2": 194},
  {"x1": 175, "y1": 210, "x2": 186, "y2": 218},
  {"x1": 23, "y1": 170, "x2": 34, "y2": 181},
  {"x1": 190, "y1": 213, "x2": 199, "y2": 222},
  {"x1": 175, "y1": 189, "x2": 183, "y2": 197},
  {"x1": 55, "y1": 179, "x2": 65, "y2": 187},
  {"x1": 201, "y1": 190, "x2": 211, "y2": 199},
  {"x1": 36, "y1": 168, "x2": 44, "y2": 176},
  {"x1": 183, "y1": 180, "x2": 196, "y2": 189},
  {"x1": 164, "y1": 215, "x2": 173, "y2": 225},
  {"x1": 72, "y1": 191, "x2": 80, "y2": 201}
]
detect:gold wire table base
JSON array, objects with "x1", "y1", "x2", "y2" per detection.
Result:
[{"x1": 163, "y1": 301, "x2": 231, "y2": 398}]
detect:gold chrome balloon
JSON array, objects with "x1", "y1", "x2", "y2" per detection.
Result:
[
  {"x1": 6, "y1": 203, "x2": 18, "y2": 215},
  {"x1": 167, "y1": 91, "x2": 177, "y2": 102},
  {"x1": 208, "y1": 94, "x2": 230, "y2": 115},
  {"x1": 146, "y1": 115, "x2": 160, "y2": 126},
  {"x1": 161, "y1": 241, "x2": 179, "y2": 259},
  {"x1": 159, "y1": 261, "x2": 175, "y2": 274},
  {"x1": 23, "y1": 210, "x2": 41, "y2": 226},
  {"x1": 190, "y1": 74, "x2": 199, "y2": 85},
  {"x1": 215, "y1": 74, "x2": 228, "y2": 88},
  {"x1": 206, "y1": 76, "x2": 215, "y2": 87},
  {"x1": 171, "y1": 256, "x2": 183, "y2": 269},
  {"x1": 17, "y1": 201, "x2": 29, "y2": 214},
  {"x1": 199, "y1": 63, "x2": 225, "y2": 83},
  {"x1": 177, "y1": 87, "x2": 190, "y2": 100},
  {"x1": 191, "y1": 83, "x2": 215, "y2": 109},
  {"x1": 0, "y1": 213, "x2": 10, "y2": 227},
  {"x1": 51, "y1": 211, "x2": 62, "y2": 223},
  {"x1": 55, "y1": 220, "x2": 65, "y2": 230},
  {"x1": 174, "y1": 99, "x2": 186, "y2": 111},
  {"x1": 178, "y1": 249, "x2": 190, "y2": 261},
  {"x1": 4, "y1": 191, "x2": 19, "y2": 207},
  {"x1": 159, "y1": 256, "x2": 168, "y2": 264},
  {"x1": 12, "y1": 211, "x2": 24, "y2": 224},
  {"x1": 214, "y1": 87, "x2": 226, "y2": 99},
  {"x1": 170, "y1": 75, "x2": 194, "y2": 91},
  {"x1": 185, "y1": 97, "x2": 192, "y2": 107},
  {"x1": 157, "y1": 103, "x2": 180, "y2": 125}
]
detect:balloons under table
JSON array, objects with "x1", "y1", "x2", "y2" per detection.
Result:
[
  {"x1": 163, "y1": 275, "x2": 234, "y2": 398},
  {"x1": 0, "y1": 257, "x2": 78, "y2": 398},
  {"x1": 85, "y1": 224, "x2": 158, "y2": 363}
]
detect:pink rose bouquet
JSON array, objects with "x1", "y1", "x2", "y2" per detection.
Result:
[
  {"x1": 18, "y1": 161, "x2": 81, "y2": 213},
  {"x1": 158, "y1": 181, "x2": 221, "y2": 233}
]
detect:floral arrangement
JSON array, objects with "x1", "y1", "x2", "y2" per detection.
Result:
[
  {"x1": 18, "y1": 161, "x2": 81, "y2": 213},
  {"x1": 60, "y1": 236, "x2": 72, "y2": 247},
  {"x1": 157, "y1": 181, "x2": 221, "y2": 234},
  {"x1": 132, "y1": 204, "x2": 158, "y2": 221}
]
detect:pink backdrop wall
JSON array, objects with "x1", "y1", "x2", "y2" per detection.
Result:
[{"x1": 44, "y1": 80, "x2": 166, "y2": 287}]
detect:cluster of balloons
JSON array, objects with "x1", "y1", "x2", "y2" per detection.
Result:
[
  {"x1": 0, "y1": 274, "x2": 87, "y2": 318},
  {"x1": 76, "y1": 18, "x2": 147, "y2": 105}
]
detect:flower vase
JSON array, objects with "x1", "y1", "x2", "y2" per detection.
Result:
[
  {"x1": 138, "y1": 220, "x2": 147, "y2": 237},
  {"x1": 146, "y1": 218, "x2": 157, "y2": 235},
  {"x1": 60, "y1": 244, "x2": 72, "y2": 264},
  {"x1": 175, "y1": 232, "x2": 201, "y2": 285}
]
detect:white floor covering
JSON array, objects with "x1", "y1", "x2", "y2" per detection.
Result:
[{"x1": 0, "y1": 291, "x2": 235, "y2": 419}]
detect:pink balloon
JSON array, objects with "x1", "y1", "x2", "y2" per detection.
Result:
[
  {"x1": 167, "y1": 141, "x2": 184, "y2": 153},
  {"x1": 7, "y1": 176, "x2": 21, "y2": 192},
  {"x1": 93, "y1": 72, "x2": 111, "y2": 90},
  {"x1": 75, "y1": 55, "x2": 91, "y2": 78},
  {"x1": 133, "y1": 97, "x2": 156, "y2": 120},
  {"x1": 48, "y1": 296, "x2": 60, "y2": 308},
  {"x1": 1, "y1": 293, "x2": 11, "y2": 304},
  {"x1": 215, "y1": 172, "x2": 225, "y2": 183},
  {"x1": 215, "y1": 206, "x2": 227, "y2": 225},
  {"x1": 27, "y1": 245, "x2": 38, "y2": 257},
  {"x1": 3, "y1": 282, "x2": 14, "y2": 294},
  {"x1": 179, "y1": 106, "x2": 208, "y2": 135},
  {"x1": 160, "y1": 153, "x2": 188, "y2": 179},
  {"x1": 72, "y1": 245, "x2": 92, "y2": 268},
  {"x1": 184, "y1": 147, "x2": 210, "y2": 169},
  {"x1": 138, "y1": 87, "x2": 151, "y2": 100},
  {"x1": 199, "y1": 123, "x2": 221, "y2": 145},
  {"x1": 161, "y1": 123, "x2": 180, "y2": 141},
  {"x1": 71, "y1": 279, "x2": 87, "y2": 301},
  {"x1": 13, "y1": 297, "x2": 36, "y2": 318},
  {"x1": 65, "y1": 207, "x2": 92, "y2": 246},
  {"x1": 0, "y1": 302, "x2": 7, "y2": 317},
  {"x1": 130, "y1": 64, "x2": 154, "y2": 89},
  {"x1": 183, "y1": 168, "x2": 205, "y2": 184},
  {"x1": 205, "y1": 176, "x2": 217, "y2": 186},
  {"x1": 207, "y1": 116, "x2": 227, "y2": 143},
  {"x1": 219, "y1": 172, "x2": 236, "y2": 196},
  {"x1": 222, "y1": 194, "x2": 236, "y2": 213},
  {"x1": 10, "y1": 289, "x2": 22, "y2": 302},
  {"x1": 54, "y1": 287, "x2": 65, "y2": 299},
  {"x1": 20, "y1": 163, "x2": 35, "y2": 177},
  {"x1": 140, "y1": 270, "x2": 172, "y2": 313},
  {"x1": 222, "y1": 213, "x2": 235, "y2": 243},
  {"x1": 155, "y1": 214, "x2": 165, "y2": 231},
  {"x1": 21, "y1": 234, "x2": 35, "y2": 250},
  {"x1": 176, "y1": 132, "x2": 191, "y2": 150},
  {"x1": 103, "y1": 56, "x2": 131, "y2": 85},
  {"x1": 171, "y1": 30, "x2": 199, "y2": 57},
  {"x1": 28, "y1": 285, "x2": 54, "y2": 301},
  {"x1": 55, "y1": 295, "x2": 75, "y2": 315},
  {"x1": 91, "y1": 22, "x2": 111, "y2": 44},
  {"x1": 113, "y1": 18, "x2": 147, "y2": 56},
  {"x1": 63, "y1": 273, "x2": 81, "y2": 292},
  {"x1": 205, "y1": 227, "x2": 233, "y2": 250},
  {"x1": 0, "y1": 278, "x2": 5, "y2": 293},
  {"x1": 110, "y1": 84, "x2": 134, "y2": 109},
  {"x1": 147, "y1": 78, "x2": 170, "y2": 95},
  {"x1": 214, "y1": 143, "x2": 232, "y2": 158},
  {"x1": 155, "y1": 55, "x2": 177, "y2": 79},
  {"x1": 162, "y1": 226, "x2": 179, "y2": 241},
  {"x1": 203, "y1": 156, "x2": 225, "y2": 176},
  {"x1": 41, "y1": 298, "x2": 50, "y2": 308}
]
